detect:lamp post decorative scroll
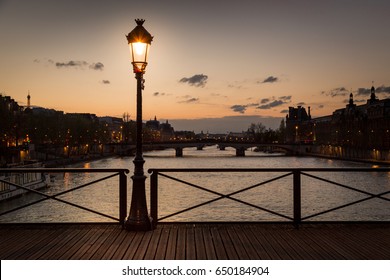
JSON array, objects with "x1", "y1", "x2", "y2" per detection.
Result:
[{"x1": 124, "y1": 19, "x2": 153, "y2": 231}]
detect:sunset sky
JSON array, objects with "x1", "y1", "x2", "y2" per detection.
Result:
[{"x1": 1, "y1": 0, "x2": 390, "y2": 132}]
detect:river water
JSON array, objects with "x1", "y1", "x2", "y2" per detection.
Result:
[{"x1": 1, "y1": 146, "x2": 389, "y2": 223}]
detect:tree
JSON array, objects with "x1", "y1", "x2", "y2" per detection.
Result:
[
  {"x1": 248, "y1": 123, "x2": 267, "y2": 142},
  {"x1": 277, "y1": 119, "x2": 286, "y2": 143}
]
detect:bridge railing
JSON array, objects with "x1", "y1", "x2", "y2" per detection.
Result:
[
  {"x1": 0, "y1": 168, "x2": 129, "y2": 225},
  {"x1": 148, "y1": 167, "x2": 390, "y2": 228}
]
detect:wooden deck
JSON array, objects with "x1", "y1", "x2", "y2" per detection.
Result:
[{"x1": 1, "y1": 223, "x2": 389, "y2": 260}]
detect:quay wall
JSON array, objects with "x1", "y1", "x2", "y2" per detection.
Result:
[{"x1": 304, "y1": 144, "x2": 390, "y2": 165}]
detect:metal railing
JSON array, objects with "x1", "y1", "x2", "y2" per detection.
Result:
[
  {"x1": 149, "y1": 168, "x2": 390, "y2": 228},
  {"x1": 0, "y1": 168, "x2": 129, "y2": 224},
  {"x1": 2, "y1": 167, "x2": 390, "y2": 227}
]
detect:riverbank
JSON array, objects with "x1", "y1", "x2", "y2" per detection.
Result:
[
  {"x1": 306, "y1": 152, "x2": 390, "y2": 166},
  {"x1": 304, "y1": 144, "x2": 390, "y2": 166},
  {"x1": 42, "y1": 153, "x2": 116, "y2": 168}
]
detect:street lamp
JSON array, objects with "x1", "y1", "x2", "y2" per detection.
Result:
[{"x1": 124, "y1": 19, "x2": 153, "y2": 231}]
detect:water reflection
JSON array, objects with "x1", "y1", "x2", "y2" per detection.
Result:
[{"x1": 1, "y1": 145, "x2": 389, "y2": 223}]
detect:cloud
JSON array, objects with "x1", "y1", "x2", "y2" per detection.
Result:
[
  {"x1": 354, "y1": 99, "x2": 366, "y2": 103},
  {"x1": 36, "y1": 58, "x2": 105, "y2": 71},
  {"x1": 376, "y1": 85, "x2": 390, "y2": 94},
  {"x1": 280, "y1": 109, "x2": 289, "y2": 114},
  {"x1": 55, "y1": 60, "x2": 88, "y2": 68},
  {"x1": 230, "y1": 105, "x2": 247, "y2": 114},
  {"x1": 323, "y1": 87, "x2": 349, "y2": 97},
  {"x1": 90, "y1": 62, "x2": 104, "y2": 71},
  {"x1": 228, "y1": 83, "x2": 243, "y2": 89},
  {"x1": 179, "y1": 97, "x2": 199, "y2": 104},
  {"x1": 210, "y1": 93, "x2": 227, "y2": 98},
  {"x1": 358, "y1": 85, "x2": 390, "y2": 96},
  {"x1": 257, "y1": 96, "x2": 291, "y2": 110},
  {"x1": 170, "y1": 115, "x2": 283, "y2": 133},
  {"x1": 153, "y1": 92, "x2": 166, "y2": 96},
  {"x1": 101, "y1": 80, "x2": 110, "y2": 84},
  {"x1": 230, "y1": 95, "x2": 291, "y2": 114},
  {"x1": 258, "y1": 100, "x2": 285, "y2": 109},
  {"x1": 261, "y1": 76, "x2": 279, "y2": 83},
  {"x1": 260, "y1": 98, "x2": 270, "y2": 104},
  {"x1": 177, "y1": 95, "x2": 199, "y2": 103},
  {"x1": 280, "y1": 95, "x2": 292, "y2": 101},
  {"x1": 179, "y1": 74, "x2": 208, "y2": 87}
]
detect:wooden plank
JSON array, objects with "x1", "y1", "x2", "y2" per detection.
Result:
[
  {"x1": 210, "y1": 225, "x2": 227, "y2": 259},
  {"x1": 242, "y1": 225, "x2": 274, "y2": 259},
  {"x1": 49, "y1": 225, "x2": 98, "y2": 260},
  {"x1": 69, "y1": 225, "x2": 110, "y2": 260},
  {"x1": 101, "y1": 229, "x2": 130, "y2": 259},
  {"x1": 0, "y1": 228, "x2": 40, "y2": 258},
  {"x1": 132, "y1": 231, "x2": 153, "y2": 259},
  {"x1": 1, "y1": 223, "x2": 390, "y2": 260},
  {"x1": 122, "y1": 231, "x2": 144, "y2": 259},
  {"x1": 154, "y1": 227, "x2": 170, "y2": 260},
  {"x1": 202, "y1": 226, "x2": 217, "y2": 259},
  {"x1": 333, "y1": 225, "x2": 389, "y2": 259},
  {"x1": 90, "y1": 226, "x2": 123, "y2": 260},
  {"x1": 218, "y1": 226, "x2": 238, "y2": 259},
  {"x1": 4, "y1": 227, "x2": 54, "y2": 259},
  {"x1": 338, "y1": 225, "x2": 390, "y2": 259},
  {"x1": 0, "y1": 228, "x2": 46, "y2": 259},
  {"x1": 270, "y1": 226, "x2": 312, "y2": 259},
  {"x1": 82, "y1": 226, "x2": 114, "y2": 259},
  {"x1": 194, "y1": 226, "x2": 207, "y2": 260},
  {"x1": 292, "y1": 226, "x2": 339, "y2": 259},
  {"x1": 0, "y1": 227, "x2": 30, "y2": 244},
  {"x1": 233, "y1": 225, "x2": 260, "y2": 259},
  {"x1": 249, "y1": 225, "x2": 286, "y2": 259},
  {"x1": 328, "y1": 226, "x2": 370, "y2": 259},
  {"x1": 57, "y1": 225, "x2": 97, "y2": 260},
  {"x1": 112, "y1": 230, "x2": 137, "y2": 260},
  {"x1": 27, "y1": 226, "x2": 85, "y2": 260},
  {"x1": 186, "y1": 225, "x2": 196, "y2": 260},
  {"x1": 268, "y1": 227, "x2": 303, "y2": 259},
  {"x1": 225, "y1": 225, "x2": 249, "y2": 260},
  {"x1": 165, "y1": 224, "x2": 178, "y2": 259},
  {"x1": 302, "y1": 227, "x2": 351, "y2": 259},
  {"x1": 175, "y1": 225, "x2": 186, "y2": 259},
  {"x1": 144, "y1": 227, "x2": 162, "y2": 260}
]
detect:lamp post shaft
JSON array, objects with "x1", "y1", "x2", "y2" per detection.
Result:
[
  {"x1": 134, "y1": 72, "x2": 144, "y2": 174},
  {"x1": 124, "y1": 71, "x2": 152, "y2": 231}
]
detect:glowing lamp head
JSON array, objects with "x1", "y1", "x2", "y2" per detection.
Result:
[{"x1": 126, "y1": 19, "x2": 153, "y2": 73}]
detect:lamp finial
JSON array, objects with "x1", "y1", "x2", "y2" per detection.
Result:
[{"x1": 135, "y1": 19, "x2": 145, "y2": 26}]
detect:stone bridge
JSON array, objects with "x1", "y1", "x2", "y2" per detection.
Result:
[{"x1": 105, "y1": 141, "x2": 313, "y2": 157}]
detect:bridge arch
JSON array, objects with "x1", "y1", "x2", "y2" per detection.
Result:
[{"x1": 106, "y1": 142, "x2": 309, "y2": 157}]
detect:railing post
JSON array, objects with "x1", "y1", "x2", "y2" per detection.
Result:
[
  {"x1": 119, "y1": 171, "x2": 127, "y2": 227},
  {"x1": 150, "y1": 171, "x2": 158, "y2": 229},
  {"x1": 293, "y1": 169, "x2": 301, "y2": 228}
]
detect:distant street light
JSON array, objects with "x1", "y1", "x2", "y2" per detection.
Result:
[{"x1": 124, "y1": 19, "x2": 153, "y2": 231}]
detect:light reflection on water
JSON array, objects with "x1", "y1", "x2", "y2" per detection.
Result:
[{"x1": 1, "y1": 145, "x2": 389, "y2": 223}]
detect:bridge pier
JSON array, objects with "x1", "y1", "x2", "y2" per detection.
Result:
[
  {"x1": 175, "y1": 147, "x2": 183, "y2": 157},
  {"x1": 236, "y1": 147, "x2": 246, "y2": 157}
]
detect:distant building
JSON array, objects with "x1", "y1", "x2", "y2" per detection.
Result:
[
  {"x1": 285, "y1": 86, "x2": 390, "y2": 149},
  {"x1": 27, "y1": 93, "x2": 31, "y2": 109},
  {"x1": 174, "y1": 130, "x2": 196, "y2": 141},
  {"x1": 145, "y1": 116, "x2": 175, "y2": 141},
  {"x1": 226, "y1": 132, "x2": 254, "y2": 142},
  {"x1": 98, "y1": 116, "x2": 123, "y2": 143},
  {"x1": 285, "y1": 106, "x2": 312, "y2": 143}
]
